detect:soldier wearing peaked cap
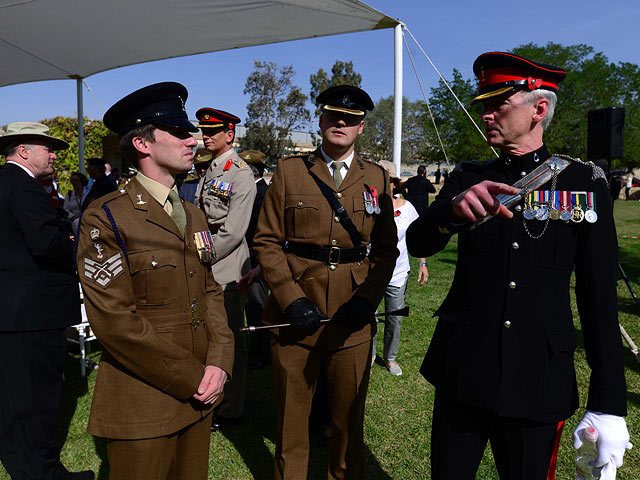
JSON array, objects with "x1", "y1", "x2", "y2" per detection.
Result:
[
  {"x1": 406, "y1": 52, "x2": 631, "y2": 479},
  {"x1": 178, "y1": 148, "x2": 213, "y2": 204},
  {"x1": 0, "y1": 122, "x2": 95, "y2": 479},
  {"x1": 194, "y1": 107, "x2": 257, "y2": 429},
  {"x1": 76, "y1": 82, "x2": 234, "y2": 480},
  {"x1": 253, "y1": 85, "x2": 398, "y2": 479}
]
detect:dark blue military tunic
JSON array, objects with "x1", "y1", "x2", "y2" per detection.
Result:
[{"x1": 406, "y1": 144, "x2": 627, "y2": 423}]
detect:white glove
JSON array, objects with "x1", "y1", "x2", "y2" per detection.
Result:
[{"x1": 572, "y1": 411, "x2": 632, "y2": 479}]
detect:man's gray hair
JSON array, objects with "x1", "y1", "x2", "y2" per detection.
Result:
[{"x1": 520, "y1": 89, "x2": 557, "y2": 130}]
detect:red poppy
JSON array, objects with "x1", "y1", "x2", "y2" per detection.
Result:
[{"x1": 394, "y1": 210, "x2": 401, "y2": 217}]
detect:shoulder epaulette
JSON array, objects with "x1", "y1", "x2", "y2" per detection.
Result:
[{"x1": 553, "y1": 153, "x2": 607, "y2": 183}]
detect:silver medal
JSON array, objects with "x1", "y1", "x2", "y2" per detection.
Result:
[
  {"x1": 561, "y1": 210, "x2": 572, "y2": 222},
  {"x1": 374, "y1": 205, "x2": 381, "y2": 214},
  {"x1": 585, "y1": 209, "x2": 598, "y2": 223},
  {"x1": 523, "y1": 208, "x2": 535, "y2": 220},
  {"x1": 536, "y1": 206, "x2": 548, "y2": 220}
]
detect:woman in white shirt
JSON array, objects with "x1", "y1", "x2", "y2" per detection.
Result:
[{"x1": 374, "y1": 161, "x2": 429, "y2": 376}]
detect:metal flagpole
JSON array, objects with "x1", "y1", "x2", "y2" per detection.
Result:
[
  {"x1": 392, "y1": 23, "x2": 403, "y2": 174},
  {"x1": 76, "y1": 78, "x2": 85, "y2": 174}
]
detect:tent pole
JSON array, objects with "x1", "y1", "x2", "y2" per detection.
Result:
[
  {"x1": 77, "y1": 78, "x2": 85, "y2": 174},
  {"x1": 393, "y1": 24, "x2": 403, "y2": 174}
]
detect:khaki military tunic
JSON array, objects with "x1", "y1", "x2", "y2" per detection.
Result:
[
  {"x1": 195, "y1": 148, "x2": 256, "y2": 286},
  {"x1": 77, "y1": 177, "x2": 234, "y2": 440}
]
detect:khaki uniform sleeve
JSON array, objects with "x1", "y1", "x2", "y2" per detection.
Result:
[
  {"x1": 203, "y1": 267, "x2": 234, "y2": 377},
  {"x1": 77, "y1": 207, "x2": 204, "y2": 400},
  {"x1": 253, "y1": 162, "x2": 305, "y2": 310},
  {"x1": 211, "y1": 166, "x2": 256, "y2": 262}
]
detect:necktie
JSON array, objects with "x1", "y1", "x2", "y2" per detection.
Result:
[
  {"x1": 333, "y1": 161, "x2": 346, "y2": 189},
  {"x1": 168, "y1": 190, "x2": 186, "y2": 235}
]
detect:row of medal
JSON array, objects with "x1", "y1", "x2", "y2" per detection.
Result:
[
  {"x1": 208, "y1": 179, "x2": 233, "y2": 199},
  {"x1": 194, "y1": 230, "x2": 215, "y2": 263},
  {"x1": 523, "y1": 190, "x2": 598, "y2": 224},
  {"x1": 363, "y1": 183, "x2": 381, "y2": 214}
]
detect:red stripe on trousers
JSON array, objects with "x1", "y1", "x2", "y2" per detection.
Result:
[{"x1": 546, "y1": 420, "x2": 565, "y2": 480}]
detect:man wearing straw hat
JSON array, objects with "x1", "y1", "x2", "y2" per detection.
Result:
[{"x1": 0, "y1": 122, "x2": 94, "y2": 479}]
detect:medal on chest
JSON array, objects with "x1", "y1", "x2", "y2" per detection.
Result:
[
  {"x1": 193, "y1": 230, "x2": 216, "y2": 264},
  {"x1": 364, "y1": 184, "x2": 380, "y2": 214},
  {"x1": 207, "y1": 178, "x2": 233, "y2": 199}
]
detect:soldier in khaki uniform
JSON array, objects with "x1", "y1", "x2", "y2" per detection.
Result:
[
  {"x1": 194, "y1": 108, "x2": 257, "y2": 428},
  {"x1": 77, "y1": 82, "x2": 234, "y2": 480},
  {"x1": 253, "y1": 86, "x2": 399, "y2": 479}
]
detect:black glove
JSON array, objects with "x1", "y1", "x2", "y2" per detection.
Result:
[
  {"x1": 284, "y1": 298, "x2": 328, "y2": 334},
  {"x1": 334, "y1": 296, "x2": 375, "y2": 327}
]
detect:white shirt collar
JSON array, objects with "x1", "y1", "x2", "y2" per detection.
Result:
[
  {"x1": 6, "y1": 161, "x2": 36, "y2": 179},
  {"x1": 320, "y1": 147, "x2": 354, "y2": 170}
]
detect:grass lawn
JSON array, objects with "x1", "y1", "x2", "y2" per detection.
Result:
[{"x1": 2, "y1": 200, "x2": 640, "y2": 479}]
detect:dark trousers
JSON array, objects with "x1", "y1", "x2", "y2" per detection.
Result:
[
  {"x1": 0, "y1": 329, "x2": 70, "y2": 480},
  {"x1": 245, "y1": 278, "x2": 270, "y2": 363},
  {"x1": 431, "y1": 391, "x2": 565, "y2": 480}
]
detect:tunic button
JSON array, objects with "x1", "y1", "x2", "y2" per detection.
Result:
[
  {"x1": 515, "y1": 205, "x2": 522, "y2": 212},
  {"x1": 336, "y1": 192, "x2": 342, "y2": 199},
  {"x1": 520, "y1": 171, "x2": 527, "y2": 177},
  {"x1": 189, "y1": 270, "x2": 195, "y2": 277},
  {"x1": 511, "y1": 242, "x2": 519, "y2": 250},
  {"x1": 504, "y1": 320, "x2": 512, "y2": 328},
  {"x1": 508, "y1": 281, "x2": 516, "y2": 289},
  {"x1": 151, "y1": 259, "x2": 159, "y2": 268},
  {"x1": 331, "y1": 239, "x2": 337, "y2": 246},
  {"x1": 334, "y1": 216, "x2": 340, "y2": 223},
  {"x1": 329, "y1": 264, "x2": 337, "y2": 271},
  {"x1": 297, "y1": 201, "x2": 303, "y2": 207}
]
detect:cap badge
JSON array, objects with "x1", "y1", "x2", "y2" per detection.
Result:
[
  {"x1": 342, "y1": 94, "x2": 350, "y2": 104},
  {"x1": 178, "y1": 95, "x2": 185, "y2": 111},
  {"x1": 136, "y1": 194, "x2": 146, "y2": 205},
  {"x1": 90, "y1": 228, "x2": 100, "y2": 240},
  {"x1": 204, "y1": 114, "x2": 210, "y2": 120}
]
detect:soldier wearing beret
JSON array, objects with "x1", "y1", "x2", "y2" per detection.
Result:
[
  {"x1": 406, "y1": 52, "x2": 631, "y2": 479},
  {"x1": 253, "y1": 85, "x2": 398, "y2": 479},
  {"x1": 194, "y1": 108, "x2": 256, "y2": 429},
  {"x1": 0, "y1": 122, "x2": 94, "y2": 479},
  {"x1": 76, "y1": 82, "x2": 233, "y2": 480}
]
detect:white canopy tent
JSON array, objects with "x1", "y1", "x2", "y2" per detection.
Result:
[{"x1": 0, "y1": 0, "x2": 404, "y2": 172}]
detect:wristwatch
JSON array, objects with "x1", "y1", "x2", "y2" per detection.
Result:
[{"x1": 419, "y1": 262, "x2": 428, "y2": 267}]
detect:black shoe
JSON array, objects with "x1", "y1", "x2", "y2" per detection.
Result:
[
  {"x1": 210, "y1": 414, "x2": 242, "y2": 432},
  {"x1": 68, "y1": 471, "x2": 95, "y2": 480}
]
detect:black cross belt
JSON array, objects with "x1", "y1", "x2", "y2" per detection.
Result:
[{"x1": 284, "y1": 242, "x2": 367, "y2": 266}]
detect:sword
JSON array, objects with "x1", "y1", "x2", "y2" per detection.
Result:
[
  {"x1": 239, "y1": 306, "x2": 410, "y2": 333},
  {"x1": 470, "y1": 156, "x2": 571, "y2": 230}
]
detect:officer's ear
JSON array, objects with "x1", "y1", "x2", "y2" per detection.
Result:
[
  {"x1": 131, "y1": 136, "x2": 151, "y2": 155},
  {"x1": 532, "y1": 97, "x2": 549, "y2": 125},
  {"x1": 226, "y1": 129, "x2": 235, "y2": 145}
]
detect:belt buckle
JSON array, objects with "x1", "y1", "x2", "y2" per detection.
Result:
[{"x1": 328, "y1": 246, "x2": 341, "y2": 267}]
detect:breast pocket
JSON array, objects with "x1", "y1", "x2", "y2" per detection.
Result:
[
  {"x1": 129, "y1": 249, "x2": 178, "y2": 305},
  {"x1": 285, "y1": 195, "x2": 319, "y2": 239},
  {"x1": 350, "y1": 196, "x2": 367, "y2": 231}
]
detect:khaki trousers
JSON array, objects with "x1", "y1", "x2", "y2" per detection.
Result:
[
  {"x1": 106, "y1": 414, "x2": 212, "y2": 480},
  {"x1": 271, "y1": 336, "x2": 372, "y2": 480}
]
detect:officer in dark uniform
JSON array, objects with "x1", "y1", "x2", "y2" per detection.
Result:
[{"x1": 406, "y1": 52, "x2": 631, "y2": 479}]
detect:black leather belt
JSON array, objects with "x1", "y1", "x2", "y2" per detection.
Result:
[{"x1": 284, "y1": 242, "x2": 367, "y2": 266}]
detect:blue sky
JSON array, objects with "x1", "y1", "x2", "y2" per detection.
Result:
[{"x1": 1, "y1": 0, "x2": 638, "y2": 128}]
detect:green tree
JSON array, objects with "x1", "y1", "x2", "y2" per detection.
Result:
[
  {"x1": 241, "y1": 61, "x2": 310, "y2": 165},
  {"x1": 357, "y1": 96, "x2": 427, "y2": 164},
  {"x1": 42, "y1": 117, "x2": 110, "y2": 193},
  {"x1": 309, "y1": 60, "x2": 362, "y2": 117},
  {"x1": 423, "y1": 68, "x2": 489, "y2": 164}
]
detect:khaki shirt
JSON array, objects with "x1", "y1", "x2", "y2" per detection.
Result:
[{"x1": 195, "y1": 148, "x2": 256, "y2": 286}]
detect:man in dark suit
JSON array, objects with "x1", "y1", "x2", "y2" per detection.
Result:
[
  {"x1": 407, "y1": 52, "x2": 631, "y2": 479},
  {"x1": 403, "y1": 164, "x2": 435, "y2": 214},
  {"x1": 0, "y1": 122, "x2": 94, "y2": 480},
  {"x1": 82, "y1": 157, "x2": 116, "y2": 209}
]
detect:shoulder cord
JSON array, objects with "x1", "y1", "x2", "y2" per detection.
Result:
[
  {"x1": 301, "y1": 157, "x2": 363, "y2": 248},
  {"x1": 102, "y1": 204, "x2": 130, "y2": 269},
  {"x1": 553, "y1": 153, "x2": 607, "y2": 184}
]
